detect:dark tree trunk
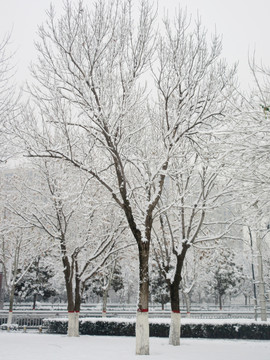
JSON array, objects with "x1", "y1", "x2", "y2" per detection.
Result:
[
  {"x1": 168, "y1": 281, "x2": 181, "y2": 346},
  {"x1": 167, "y1": 246, "x2": 189, "y2": 346},
  {"x1": 33, "y1": 293, "x2": 37, "y2": 310},
  {"x1": 219, "y1": 294, "x2": 222, "y2": 310},
  {"x1": 161, "y1": 299, "x2": 165, "y2": 311},
  {"x1": 61, "y1": 254, "x2": 80, "y2": 337},
  {"x1": 170, "y1": 281, "x2": 180, "y2": 313},
  {"x1": 137, "y1": 245, "x2": 150, "y2": 311}
]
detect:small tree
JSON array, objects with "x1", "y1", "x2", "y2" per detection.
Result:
[
  {"x1": 15, "y1": 257, "x2": 56, "y2": 309},
  {"x1": 90, "y1": 259, "x2": 124, "y2": 316},
  {"x1": 150, "y1": 264, "x2": 170, "y2": 310},
  {"x1": 208, "y1": 247, "x2": 244, "y2": 309}
]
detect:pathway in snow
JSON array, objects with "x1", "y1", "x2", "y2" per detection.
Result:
[{"x1": 0, "y1": 332, "x2": 269, "y2": 360}]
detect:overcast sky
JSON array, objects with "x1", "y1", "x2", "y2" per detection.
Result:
[{"x1": 0, "y1": 0, "x2": 270, "y2": 88}]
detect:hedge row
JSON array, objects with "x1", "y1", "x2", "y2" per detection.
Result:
[{"x1": 44, "y1": 318, "x2": 270, "y2": 340}]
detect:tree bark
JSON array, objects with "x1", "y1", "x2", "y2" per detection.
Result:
[
  {"x1": 256, "y1": 234, "x2": 267, "y2": 321},
  {"x1": 33, "y1": 293, "x2": 37, "y2": 310},
  {"x1": 169, "y1": 282, "x2": 181, "y2": 346},
  {"x1": 102, "y1": 288, "x2": 109, "y2": 318},
  {"x1": 219, "y1": 295, "x2": 223, "y2": 310},
  {"x1": 64, "y1": 264, "x2": 80, "y2": 336},
  {"x1": 7, "y1": 282, "x2": 16, "y2": 327},
  {"x1": 183, "y1": 292, "x2": 191, "y2": 317},
  {"x1": 68, "y1": 311, "x2": 80, "y2": 337},
  {"x1": 136, "y1": 246, "x2": 150, "y2": 355}
]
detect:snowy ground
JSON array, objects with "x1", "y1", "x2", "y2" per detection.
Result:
[{"x1": 1, "y1": 332, "x2": 270, "y2": 360}]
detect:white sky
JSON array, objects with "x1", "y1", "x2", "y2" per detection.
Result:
[{"x1": 0, "y1": 0, "x2": 270, "y2": 88}]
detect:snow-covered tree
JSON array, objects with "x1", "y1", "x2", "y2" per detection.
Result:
[
  {"x1": 0, "y1": 33, "x2": 20, "y2": 164},
  {"x1": 89, "y1": 259, "x2": 124, "y2": 316},
  {"x1": 14, "y1": 256, "x2": 57, "y2": 309},
  {"x1": 150, "y1": 263, "x2": 170, "y2": 310},
  {"x1": 9, "y1": 158, "x2": 130, "y2": 336},
  {"x1": 206, "y1": 247, "x2": 244, "y2": 309},
  {"x1": 16, "y1": 1, "x2": 237, "y2": 353},
  {"x1": 0, "y1": 167, "x2": 47, "y2": 326},
  {"x1": 152, "y1": 145, "x2": 238, "y2": 344},
  {"x1": 221, "y1": 55, "x2": 270, "y2": 319}
]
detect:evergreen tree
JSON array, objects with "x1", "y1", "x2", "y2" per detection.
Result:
[
  {"x1": 150, "y1": 265, "x2": 170, "y2": 310},
  {"x1": 208, "y1": 248, "x2": 244, "y2": 309},
  {"x1": 15, "y1": 257, "x2": 56, "y2": 309}
]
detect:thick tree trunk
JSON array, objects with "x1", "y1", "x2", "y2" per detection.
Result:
[
  {"x1": 169, "y1": 282, "x2": 181, "y2": 346},
  {"x1": 68, "y1": 311, "x2": 80, "y2": 337},
  {"x1": 65, "y1": 278, "x2": 80, "y2": 337},
  {"x1": 136, "y1": 310, "x2": 149, "y2": 355},
  {"x1": 169, "y1": 311, "x2": 181, "y2": 345},
  {"x1": 62, "y1": 254, "x2": 81, "y2": 337},
  {"x1": 136, "y1": 247, "x2": 150, "y2": 355}
]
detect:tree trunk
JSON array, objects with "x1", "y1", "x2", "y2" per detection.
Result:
[
  {"x1": 62, "y1": 254, "x2": 81, "y2": 337},
  {"x1": 136, "y1": 247, "x2": 150, "y2": 355},
  {"x1": 65, "y1": 279, "x2": 80, "y2": 337},
  {"x1": 102, "y1": 288, "x2": 109, "y2": 317},
  {"x1": 0, "y1": 271, "x2": 4, "y2": 310},
  {"x1": 183, "y1": 292, "x2": 191, "y2": 317},
  {"x1": 161, "y1": 300, "x2": 165, "y2": 311},
  {"x1": 7, "y1": 284, "x2": 16, "y2": 327},
  {"x1": 256, "y1": 237, "x2": 267, "y2": 321},
  {"x1": 33, "y1": 293, "x2": 37, "y2": 310},
  {"x1": 169, "y1": 282, "x2": 181, "y2": 346},
  {"x1": 68, "y1": 311, "x2": 80, "y2": 337},
  {"x1": 219, "y1": 294, "x2": 223, "y2": 310}
]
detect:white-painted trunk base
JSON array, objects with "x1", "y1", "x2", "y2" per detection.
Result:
[
  {"x1": 169, "y1": 312, "x2": 181, "y2": 346},
  {"x1": 102, "y1": 311, "x2": 107, "y2": 318},
  {"x1": 68, "y1": 312, "x2": 79, "y2": 337},
  {"x1": 7, "y1": 311, "x2": 13, "y2": 327},
  {"x1": 136, "y1": 311, "x2": 149, "y2": 355}
]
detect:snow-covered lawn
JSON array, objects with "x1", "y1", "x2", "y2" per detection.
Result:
[{"x1": 1, "y1": 332, "x2": 270, "y2": 360}]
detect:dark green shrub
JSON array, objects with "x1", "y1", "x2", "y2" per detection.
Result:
[
  {"x1": 44, "y1": 318, "x2": 270, "y2": 340},
  {"x1": 43, "y1": 319, "x2": 68, "y2": 334}
]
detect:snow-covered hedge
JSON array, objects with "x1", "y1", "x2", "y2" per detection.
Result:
[
  {"x1": 1, "y1": 323, "x2": 19, "y2": 331},
  {"x1": 43, "y1": 317, "x2": 270, "y2": 340}
]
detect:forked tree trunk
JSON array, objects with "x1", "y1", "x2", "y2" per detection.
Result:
[
  {"x1": 136, "y1": 247, "x2": 150, "y2": 355},
  {"x1": 62, "y1": 253, "x2": 81, "y2": 337},
  {"x1": 65, "y1": 274, "x2": 80, "y2": 337},
  {"x1": 167, "y1": 250, "x2": 188, "y2": 346},
  {"x1": 169, "y1": 282, "x2": 181, "y2": 346}
]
